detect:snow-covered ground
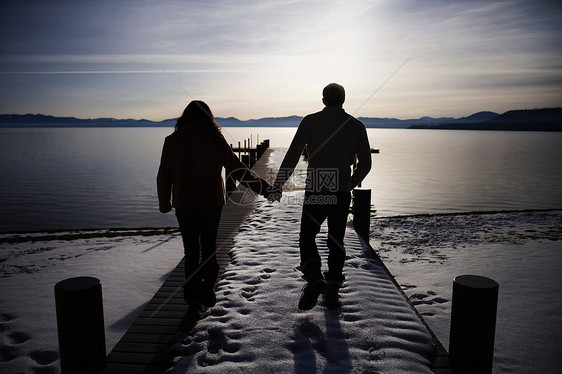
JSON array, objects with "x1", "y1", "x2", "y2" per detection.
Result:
[
  {"x1": 371, "y1": 210, "x2": 562, "y2": 373},
  {"x1": 0, "y1": 229, "x2": 185, "y2": 373}
]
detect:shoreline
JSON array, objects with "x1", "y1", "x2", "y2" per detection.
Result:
[
  {"x1": 2, "y1": 207, "x2": 560, "y2": 244},
  {"x1": 0, "y1": 227, "x2": 180, "y2": 244}
]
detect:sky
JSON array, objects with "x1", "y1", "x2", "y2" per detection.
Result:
[{"x1": 0, "y1": 0, "x2": 561, "y2": 121}]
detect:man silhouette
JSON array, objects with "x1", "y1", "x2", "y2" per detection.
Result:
[{"x1": 271, "y1": 83, "x2": 371, "y2": 310}]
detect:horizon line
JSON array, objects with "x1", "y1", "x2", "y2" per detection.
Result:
[
  {"x1": 3, "y1": 107, "x2": 559, "y2": 123},
  {"x1": 0, "y1": 111, "x2": 501, "y2": 122}
]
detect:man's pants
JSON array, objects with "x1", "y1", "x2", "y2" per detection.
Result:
[
  {"x1": 176, "y1": 206, "x2": 223, "y2": 287},
  {"x1": 299, "y1": 192, "x2": 351, "y2": 283}
]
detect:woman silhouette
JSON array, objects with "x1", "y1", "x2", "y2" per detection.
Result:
[{"x1": 157, "y1": 100, "x2": 271, "y2": 309}]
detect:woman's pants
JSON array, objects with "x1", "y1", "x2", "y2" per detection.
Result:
[{"x1": 176, "y1": 206, "x2": 223, "y2": 292}]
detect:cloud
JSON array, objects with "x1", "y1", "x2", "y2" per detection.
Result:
[
  {"x1": 1, "y1": 0, "x2": 561, "y2": 119},
  {"x1": 0, "y1": 53, "x2": 259, "y2": 75}
]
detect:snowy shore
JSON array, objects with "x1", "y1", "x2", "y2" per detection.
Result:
[
  {"x1": 371, "y1": 209, "x2": 562, "y2": 373},
  {"x1": 0, "y1": 229, "x2": 185, "y2": 373}
]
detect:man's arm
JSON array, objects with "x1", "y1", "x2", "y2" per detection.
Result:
[{"x1": 351, "y1": 126, "x2": 372, "y2": 189}]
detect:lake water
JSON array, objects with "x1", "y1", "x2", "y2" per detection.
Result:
[{"x1": 1, "y1": 127, "x2": 561, "y2": 232}]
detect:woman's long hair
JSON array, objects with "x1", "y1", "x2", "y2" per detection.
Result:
[{"x1": 175, "y1": 100, "x2": 222, "y2": 136}]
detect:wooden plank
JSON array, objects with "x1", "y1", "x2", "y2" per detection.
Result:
[
  {"x1": 123, "y1": 324, "x2": 179, "y2": 335},
  {"x1": 142, "y1": 303, "x2": 187, "y2": 312},
  {"x1": 111, "y1": 341, "x2": 171, "y2": 354},
  {"x1": 118, "y1": 333, "x2": 176, "y2": 344},
  {"x1": 144, "y1": 301, "x2": 185, "y2": 308},
  {"x1": 103, "y1": 363, "x2": 171, "y2": 374},
  {"x1": 131, "y1": 317, "x2": 184, "y2": 326},
  {"x1": 138, "y1": 309, "x2": 187, "y2": 319},
  {"x1": 105, "y1": 352, "x2": 174, "y2": 366},
  {"x1": 157, "y1": 284, "x2": 184, "y2": 290},
  {"x1": 152, "y1": 290, "x2": 183, "y2": 298}
]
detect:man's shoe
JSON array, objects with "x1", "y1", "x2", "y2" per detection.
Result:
[
  {"x1": 199, "y1": 279, "x2": 217, "y2": 307},
  {"x1": 183, "y1": 286, "x2": 199, "y2": 304},
  {"x1": 298, "y1": 279, "x2": 327, "y2": 311},
  {"x1": 187, "y1": 301, "x2": 203, "y2": 317},
  {"x1": 200, "y1": 286, "x2": 217, "y2": 307}
]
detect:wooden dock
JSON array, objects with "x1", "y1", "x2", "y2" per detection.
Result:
[{"x1": 102, "y1": 147, "x2": 453, "y2": 374}]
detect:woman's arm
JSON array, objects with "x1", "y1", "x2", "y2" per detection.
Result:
[{"x1": 156, "y1": 137, "x2": 173, "y2": 213}]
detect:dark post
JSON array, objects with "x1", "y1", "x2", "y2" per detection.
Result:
[
  {"x1": 449, "y1": 275, "x2": 499, "y2": 374},
  {"x1": 249, "y1": 150, "x2": 256, "y2": 166},
  {"x1": 241, "y1": 154, "x2": 250, "y2": 167},
  {"x1": 55, "y1": 276, "x2": 106, "y2": 374},
  {"x1": 352, "y1": 188, "x2": 371, "y2": 242}
]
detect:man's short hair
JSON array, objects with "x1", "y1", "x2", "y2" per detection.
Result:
[{"x1": 323, "y1": 83, "x2": 345, "y2": 106}]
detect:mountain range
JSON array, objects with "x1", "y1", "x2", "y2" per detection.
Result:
[
  {"x1": 409, "y1": 108, "x2": 562, "y2": 131},
  {"x1": 1, "y1": 108, "x2": 560, "y2": 131}
]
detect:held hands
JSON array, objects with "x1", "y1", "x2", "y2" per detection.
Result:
[{"x1": 265, "y1": 183, "x2": 282, "y2": 203}]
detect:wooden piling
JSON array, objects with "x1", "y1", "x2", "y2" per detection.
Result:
[
  {"x1": 55, "y1": 277, "x2": 106, "y2": 374},
  {"x1": 352, "y1": 188, "x2": 371, "y2": 242},
  {"x1": 449, "y1": 275, "x2": 499, "y2": 374}
]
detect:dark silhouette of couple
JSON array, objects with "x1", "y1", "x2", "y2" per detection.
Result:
[{"x1": 157, "y1": 83, "x2": 371, "y2": 312}]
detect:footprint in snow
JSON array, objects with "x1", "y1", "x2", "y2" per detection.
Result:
[
  {"x1": 29, "y1": 349, "x2": 59, "y2": 365},
  {"x1": 7, "y1": 330, "x2": 30, "y2": 345},
  {"x1": 241, "y1": 286, "x2": 255, "y2": 301}
]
